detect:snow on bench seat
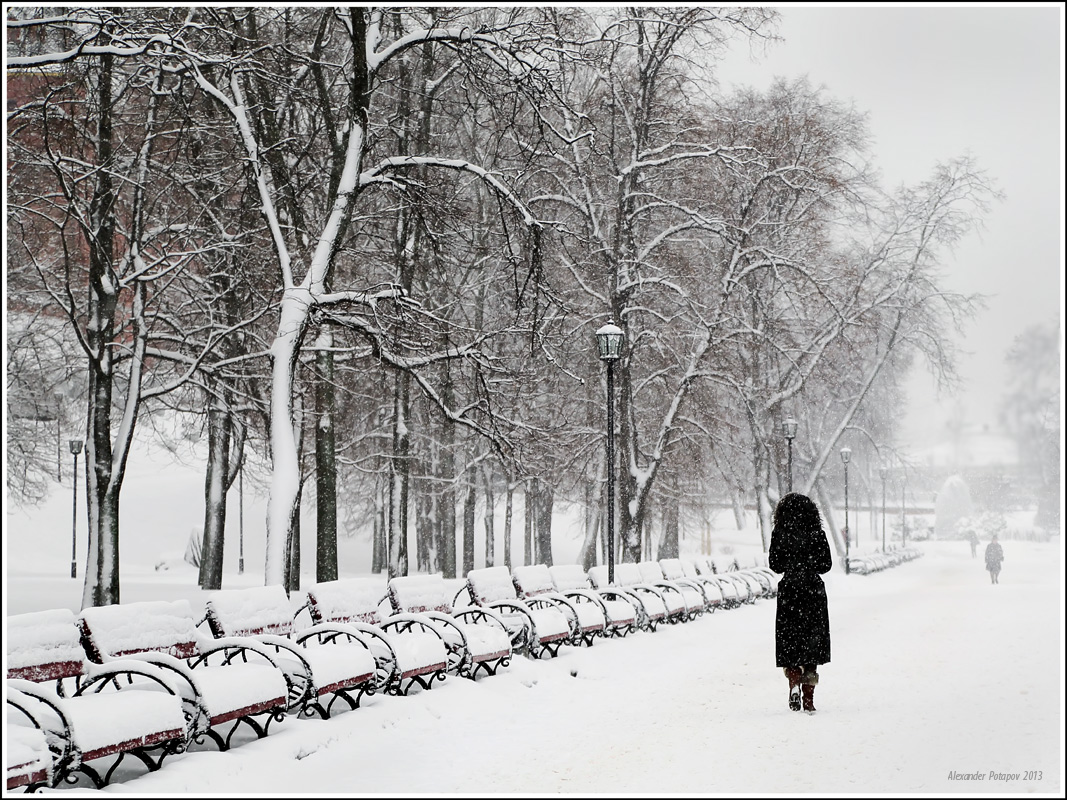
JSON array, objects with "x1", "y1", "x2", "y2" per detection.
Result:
[
  {"x1": 6, "y1": 608, "x2": 188, "y2": 789},
  {"x1": 79, "y1": 599, "x2": 288, "y2": 751},
  {"x1": 305, "y1": 577, "x2": 448, "y2": 696},
  {"x1": 512, "y1": 564, "x2": 606, "y2": 645},
  {"x1": 693, "y1": 559, "x2": 746, "y2": 607},
  {"x1": 678, "y1": 559, "x2": 726, "y2": 608},
  {"x1": 464, "y1": 566, "x2": 573, "y2": 658},
  {"x1": 388, "y1": 573, "x2": 512, "y2": 680},
  {"x1": 205, "y1": 585, "x2": 377, "y2": 720},
  {"x1": 639, "y1": 560, "x2": 703, "y2": 620},
  {"x1": 7, "y1": 608, "x2": 87, "y2": 683},
  {"x1": 635, "y1": 561, "x2": 694, "y2": 621},
  {"x1": 6, "y1": 706, "x2": 51, "y2": 791},
  {"x1": 548, "y1": 564, "x2": 638, "y2": 637},
  {"x1": 589, "y1": 563, "x2": 676, "y2": 630}
]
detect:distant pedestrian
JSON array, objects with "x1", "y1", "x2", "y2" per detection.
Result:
[
  {"x1": 985, "y1": 534, "x2": 1004, "y2": 584},
  {"x1": 769, "y1": 492, "x2": 832, "y2": 714},
  {"x1": 967, "y1": 530, "x2": 979, "y2": 558}
]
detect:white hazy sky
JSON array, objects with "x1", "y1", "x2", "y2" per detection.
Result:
[{"x1": 715, "y1": 3, "x2": 1064, "y2": 451}]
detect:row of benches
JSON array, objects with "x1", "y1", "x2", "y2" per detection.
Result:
[
  {"x1": 6, "y1": 556, "x2": 777, "y2": 792},
  {"x1": 847, "y1": 545, "x2": 924, "y2": 575}
]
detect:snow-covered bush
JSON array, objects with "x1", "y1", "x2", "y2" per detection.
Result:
[{"x1": 954, "y1": 511, "x2": 1007, "y2": 542}]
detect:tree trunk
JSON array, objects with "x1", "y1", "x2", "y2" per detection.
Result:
[
  {"x1": 503, "y1": 482, "x2": 514, "y2": 570},
  {"x1": 387, "y1": 372, "x2": 411, "y2": 578},
  {"x1": 82, "y1": 49, "x2": 120, "y2": 609},
  {"x1": 415, "y1": 463, "x2": 433, "y2": 573},
  {"x1": 523, "y1": 482, "x2": 534, "y2": 567},
  {"x1": 658, "y1": 496, "x2": 679, "y2": 559},
  {"x1": 314, "y1": 333, "x2": 338, "y2": 582},
  {"x1": 433, "y1": 366, "x2": 457, "y2": 579},
  {"x1": 482, "y1": 463, "x2": 495, "y2": 567},
  {"x1": 576, "y1": 476, "x2": 601, "y2": 570},
  {"x1": 816, "y1": 481, "x2": 847, "y2": 566},
  {"x1": 285, "y1": 479, "x2": 303, "y2": 592},
  {"x1": 372, "y1": 472, "x2": 386, "y2": 573},
  {"x1": 535, "y1": 479, "x2": 554, "y2": 566},
  {"x1": 199, "y1": 387, "x2": 231, "y2": 590},
  {"x1": 462, "y1": 465, "x2": 477, "y2": 575}
]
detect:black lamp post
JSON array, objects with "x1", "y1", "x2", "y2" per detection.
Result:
[
  {"x1": 879, "y1": 466, "x2": 887, "y2": 553},
  {"x1": 841, "y1": 446, "x2": 851, "y2": 574},
  {"x1": 782, "y1": 418, "x2": 798, "y2": 493},
  {"x1": 596, "y1": 322, "x2": 624, "y2": 586},
  {"x1": 69, "y1": 439, "x2": 83, "y2": 578},
  {"x1": 901, "y1": 473, "x2": 907, "y2": 549}
]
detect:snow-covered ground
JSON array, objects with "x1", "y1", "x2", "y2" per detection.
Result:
[{"x1": 4, "y1": 444, "x2": 1064, "y2": 794}]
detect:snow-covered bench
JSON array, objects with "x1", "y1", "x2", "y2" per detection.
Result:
[
  {"x1": 388, "y1": 573, "x2": 512, "y2": 680},
  {"x1": 512, "y1": 564, "x2": 606, "y2": 646},
  {"x1": 849, "y1": 545, "x2": 922, "y2": 575},
  {"x1": 694, "y1": 558, "x2": 751, "y2": 606},
  {"x1": 638, "y1": 560, "x2": 706, "y2": 620},
  {"x1": 204, "y1": 585, "x2": 377, "y2": 719},
  {"x1": 5, "y1": 702, "x2": 51, "y2": 792},
  {"x1": 460, "y1": 566, "x2": 574, "y2": 658},
  {"x1": 709, "y1": 557, "x2": 768, "y2": 601},
  {"x1": 6, "y1": 608, "x2": 188, "y2": 789},
  {"x1": 675, "y1": 559, "x2": 726, "y2": 609},
  {"x1": 303, "y1": 577, "x2": 449, "y2": 696},
  {"x1": 547, "y1": 564, "x2": 639, "y2": 637},
  {"x1": 79, "y1": 599, "x2": 289, "y2": 752},
  {"x1": 589, "y1": 563, "x2": 679, "y2": 630}
]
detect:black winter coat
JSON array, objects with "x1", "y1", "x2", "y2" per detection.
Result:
[
  {"x1": 769, "y1": 522, "x2": 832, "y2": 667},
  {"x1": 985, "y1": 541, "x2": 1004, "y2": 571}
]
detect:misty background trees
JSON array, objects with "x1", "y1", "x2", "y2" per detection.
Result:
[{"x1": 7, "y1": 7, "x2": 1030, "y2": 608}]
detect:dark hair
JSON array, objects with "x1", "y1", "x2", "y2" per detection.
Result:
[{"x1": 773, "y1": 492, "x2": 823, "y2": 532}]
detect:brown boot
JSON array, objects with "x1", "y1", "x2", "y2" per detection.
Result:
[
  {"x1": 801, "y1": 684, "x2": 816, "y2": 714},
  {"x1": 784, "y1": 667, "x2": 802, "y2": 711}
]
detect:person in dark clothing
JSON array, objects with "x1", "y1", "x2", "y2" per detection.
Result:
[
  {"x1": 967, "y1": 530, "x2": 979, "y2": 558},
  {"x1": 985, "y1": 534, "x2": 1004, "y2": 584},
  {"x1": 769, "y1": 492, "x2": 832, "y2": 714}
]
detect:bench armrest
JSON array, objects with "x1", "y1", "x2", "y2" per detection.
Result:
[
  {"x1": 6, "y1": 681, "x2": 73, "y2": 778},
  {"x1": 80, "y1": 657, "x2": 186, "y2": 698},
  {"x1": 91, "y1": 652, "x2": 207, "y2": 735},
  {"x1": 411, "y1": 611, "x2": 470, "y2": 675},
  {"x1": 530, "y1": 595, "x2": 579, "y2": 635},
  {"x1": 193, "y1": 634, "x2": 287, "y2": 674},
  {"x1": 479, "y1": 600, "x2": 534, "y2": 651},
  {"x1": 297, "y1": 622, "x2": 397, "y2": 692}
]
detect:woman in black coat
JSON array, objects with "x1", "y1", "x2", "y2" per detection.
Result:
[{"x1": 768, "y1": 492, "x2": 832, "y2": 713}]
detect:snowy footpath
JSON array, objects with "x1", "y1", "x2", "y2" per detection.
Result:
[{"x1": 57, "y1": 538, "x2": 1058, "y2": 796}]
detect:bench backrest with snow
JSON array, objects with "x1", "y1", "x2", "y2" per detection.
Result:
[
  {"x1": 512, "y1": 564, "x2": 605, "y2": 646},
  {"x1": 464, "y1": 566, "x2": 573, "y2": 658},
  {"x1": 388, "y1": 573, "x2": 512, "y2": 680},
  {"x1": 637, "y1": 560, "x2": 702, "y2": 620},
  {"x1": 675, "y1": 559, "x2": 726, "y2": 608},
  {"x1": 653, "y1": 558, "x2": 712, "y2": 618},
  {"x1": 79, "y1": 598, "x2": 289, "y2": 752},
  {"x1": 588, "y1": 563, "x2": 677, "y2": 629},
  {"x1": 304, "y1": 577, "x2": 448, "y2": 696},
  {"x1": 6, "y1": 608, "x2": 188, "y2": 789},
  {"x1": 547, "y1": 564, "x2": 638, "y2": 637},
  {"x1": 204, "y1": 584, "x2": 377, "y2": 719},
  {"x1": 693, "y1": 558, "x2": 751, "y2": 605}
]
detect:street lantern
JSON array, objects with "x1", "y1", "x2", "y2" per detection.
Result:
[
  {"x1": 595, "y1": 323, "x2": 624, "y2": 585},
  {"x1": 841, "y1": 447, "x2": 851, "y2": 574},
  {"x1": 782, "y1": 418, "x2": 798, "y2": 493},
  {"x1": 68, "y1": 439, "x2": 83, "y2": 579},
  {"x1": 879, "y1": 466, "x2": 888, "y2": 553}
]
